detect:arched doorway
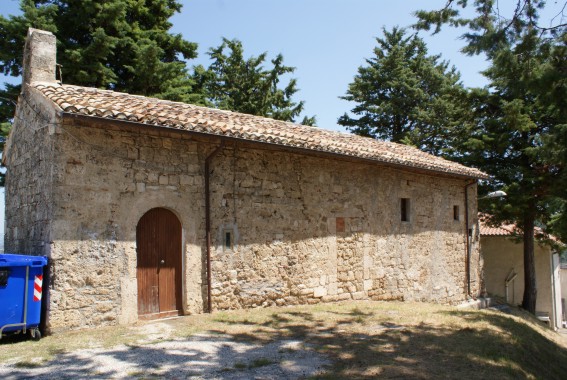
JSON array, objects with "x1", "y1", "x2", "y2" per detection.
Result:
[{"x1": 136, "y1": 208, "x2": 182, "y2": 319}]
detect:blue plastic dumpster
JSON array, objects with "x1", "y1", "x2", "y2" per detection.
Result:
[{"x1": 0, "y1": 254, "x2": 48, "y2": 340}]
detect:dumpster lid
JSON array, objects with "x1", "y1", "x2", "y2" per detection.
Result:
[{"x1": 0, "y1": 254, "x2": 48, "y2": 267}]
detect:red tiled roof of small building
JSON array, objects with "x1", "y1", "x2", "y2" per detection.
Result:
[
  {"x1": 479, "y1": 217, "x2": 562, "y2": 245},
  {"x1": 479, "y1": 221, "x2": 518, "y2": 236},
  {"x1": 33, "y1": 82, "x2": 489, "y2": 179}
]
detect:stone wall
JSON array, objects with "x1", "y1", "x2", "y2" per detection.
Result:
[
  {"x1": 46, "y1": 120, "x2": 208, "y2": 329},
  {"x1": 4, "y1": 87, "x2": 58, "y2": 255},
  {"x1": 6, "y1": 111, "x2": 482, "y2": 331},
  {"x1": 208, "y1": 146, "x2": 480, "y2": 309}
]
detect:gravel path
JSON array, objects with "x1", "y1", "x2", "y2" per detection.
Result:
[{"x1": 0, "y1": 330, "x2": 330, "y2": 379}]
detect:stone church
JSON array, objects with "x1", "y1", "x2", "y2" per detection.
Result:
[{"x1": 3, "y1": 29, "x2": 487, "y2": 331}]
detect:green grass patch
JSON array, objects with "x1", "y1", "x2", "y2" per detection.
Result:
[
  {"x1": 250, "y1": 357, "x2": 274, "y2": 368},
  {"x1": 14, "y1": 360, "x2": 43, "y2": 368},
  {"x1": 233, "y1": 362, "x2": 247, "y2": 369}
]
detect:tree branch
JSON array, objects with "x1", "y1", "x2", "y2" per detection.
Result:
[{"x1": 550, "y1": 1, "x2": 567, "y2": 27}]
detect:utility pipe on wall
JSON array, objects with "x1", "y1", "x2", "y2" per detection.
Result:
[
  {"x1": 550, "y1": 253, "x2": 561, "y2": 330},
  {"x1": 504, "y1": 269, "x2": 517, "y2": 303},
  {"x1": 464, "y1": 180, "x2": 477, "y2": 297},
  {"x1": 205, "y1": 142, "x2": 225, "y2": 313}
]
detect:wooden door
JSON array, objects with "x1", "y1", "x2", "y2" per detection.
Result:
[{"x1": 137, "y1": 208, "x2": 182, "y2": 318}]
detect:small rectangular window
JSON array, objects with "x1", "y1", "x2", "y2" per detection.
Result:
[
  {"x1": 401, "y1": 198, "x2": 410, "y2": 222},
  {"x1": 224, "y1": 230, "x2": 233, "y2": 250},
  {"x1": 453, "y1": 205, "x2": 460, "y2": 221}
]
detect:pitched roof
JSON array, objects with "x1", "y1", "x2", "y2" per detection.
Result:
[
  {"x1": 479, "y1": 221, "x2": 518, "y2": 236},
  {"x1": 479, "y1": 216, "x2": 563, "y2": 245},
  {"x1": 34, "y1": 82, "x2": 488, "y2": 179}
]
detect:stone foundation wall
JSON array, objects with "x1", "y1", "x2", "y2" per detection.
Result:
[{"x1": 6, "y1": 113, "x2": 481, "y2": 331}]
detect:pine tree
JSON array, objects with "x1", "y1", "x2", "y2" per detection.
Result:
[
  {"x1": 1, "y1": 0, "x2": 200, "y2": 96},
  {"x1": 0, "y1": 0, "x2": 203, "y2": 144},
  {"x1": 338, "y1": 27, "x2": 467, "y2": 156},
  {"x1": 197, "y1": 38, "x2": 316, "y2": 126},
  {"x1": 415, "y1": 0, "x2": 566, "y2": 313}
]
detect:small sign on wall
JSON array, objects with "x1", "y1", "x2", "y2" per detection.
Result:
[{"x1": 336, "y1": 217, "x2": 345, "y2": 233}]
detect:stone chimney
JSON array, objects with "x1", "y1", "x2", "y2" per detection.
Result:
[{"x1": 22, "y1": 28, "x2": 57, "y2": 85}]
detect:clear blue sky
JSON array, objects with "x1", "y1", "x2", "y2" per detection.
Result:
[{"x1": 175, "y1": 0, "x2": 492, "y2": 130}]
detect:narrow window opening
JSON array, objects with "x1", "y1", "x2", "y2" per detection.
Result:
[
  {"x1": 224, "y1": 230, "x2": 233, "y2": 250},
  {"x1": 453, "y1": 205, "x2": 460, "y2": 221},
  {"x1": 401, "y1": 198, "x2": 410, "y2": 222}
]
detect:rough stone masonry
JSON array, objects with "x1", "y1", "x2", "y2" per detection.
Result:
[{"x1": 3, "y1": 29, "x2": 484, "y2": 331}]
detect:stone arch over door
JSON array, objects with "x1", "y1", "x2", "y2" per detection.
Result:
[{"x1": 137, "y1": 207, "x2": 183, "y2": 319}]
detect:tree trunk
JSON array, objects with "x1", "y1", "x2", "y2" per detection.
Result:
[{"x1": 521, "y1": 203, "x2": 537, "y2": 313}]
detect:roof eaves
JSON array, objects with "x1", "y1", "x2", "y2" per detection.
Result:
[
  {"x1": 38, "y1": 83, "x2": 489, "y2": 180},
  {"x1": 62, "y1": 112, "x2": 487, "y2": 180}
]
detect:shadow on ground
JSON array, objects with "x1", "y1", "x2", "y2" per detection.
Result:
[
  {"x1": 0, "y1": 332, "x2": 328, "y2": 379},
  {"x1": 209, "y1": 307, "x2": 567, "y2": 379},
  {"x1": 2, "y1": 305, "x2": 567, "y2": 379}
]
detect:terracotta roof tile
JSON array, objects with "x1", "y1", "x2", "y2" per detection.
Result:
[
  {"x1": 479, "y1": 222, "x2": 518, "y2": 236},
  {"x1": 479, "y1": 217, "x2": 562, "y2": 245},
  {"x1": 34, "y1": 83, "x2": 489, "y2": 179}
]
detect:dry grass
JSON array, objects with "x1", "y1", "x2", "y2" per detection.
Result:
[{"x1": 2, "y1": 300, "x2": 567, "y2": 379}]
